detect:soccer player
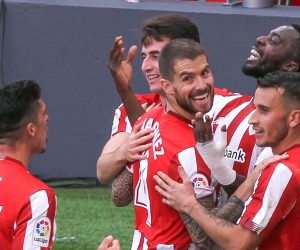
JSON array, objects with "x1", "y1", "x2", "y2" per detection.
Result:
[
  {"x1": 125, "y1": 38, "x2": 247, "y2": 249},
  {"x1": 154, "y1": 71, "x2": 300, "y2": 250},
  {"x1": 0, "y1": 80, "x2": 56, "y2": 249},
  {"x1": 96, "y1": 14, "x2": 206, "y2": 185}
]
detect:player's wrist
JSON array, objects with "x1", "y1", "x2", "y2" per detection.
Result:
[
  {"x1": 211, "y1": 163, "x2": 237, "y2": 186},
  {"x1": 196, "y1": 142, "x2": 224, "y2": 169}
]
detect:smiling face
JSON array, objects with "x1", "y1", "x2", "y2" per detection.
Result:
[
  {"x1": 242, "y1": 25, "x2": 300, "y2": 77},
  {"x1": 249, "y1": 87, "x2": 290, "y2": 153},
  {"x1": 166, "y1": 54, "x2": 214, "y2": 119},
  {"x1": 141, "y1": 37, "x2": 170, "y2": 94}
]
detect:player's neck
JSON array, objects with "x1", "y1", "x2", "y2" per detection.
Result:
[
  {"x1": 272, "y1": 129, "x2": 300, "y2": 154},
  {"x1": 165, "y1": 100, "x2": 193, "y2": 121},
  {"x1": 160, "y1": 96, "x2": 167, "y2": 107},
  {"x1": 0, "y1": 143, "x2": 31, "y2": 169}
]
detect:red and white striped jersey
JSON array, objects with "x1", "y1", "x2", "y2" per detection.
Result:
[
  {"x1": 132, "y1": 107, "x2": 216, "y2": 250},
  {"x1": 0, "y1": 157, "x2": 57, "y2": 250},
  {"x1": 111, "y1": 93, "x2": 161, "y2": 136},
  {"x1": 237, "y1": 145, "x2": 300, "y2": 250},
  {"x1": 209, "y1": 93, "x2": 264, "y2": 177}
]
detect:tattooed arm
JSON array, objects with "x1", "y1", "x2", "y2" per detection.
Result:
[
  {"x1": 154, "y1": 167, "x2": 261, "y2": 249},
  {"x1": 179, "y1": 195, "x2": 215, "y2": 250},
  {"x1": 111, "y1": 167, "x2": 133, "y2": 207},
  {"x1": 179, "y1": 194, "x2": 245, "y2": 249}
]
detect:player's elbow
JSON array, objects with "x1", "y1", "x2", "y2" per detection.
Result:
[
  {"x1": 111, "y1": 193, "x2": 132, "y2": 207},
  {"x1": 96, "y1": 158, "x2": 111, "y2": 185},
  {"x1": 111, "y1": 186, "x2": 132, "y2": 207}
]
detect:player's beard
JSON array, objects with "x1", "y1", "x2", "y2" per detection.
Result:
[
  {"x1": 174, "y1": 89, "x2": 198, "y2": 115},
  {"x1": 242, "y1": 60, "x2": 282, "y2": 78}
]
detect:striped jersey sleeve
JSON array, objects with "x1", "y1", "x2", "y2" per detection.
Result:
[
  {"x1": 12, "y1": 189, "x2": 57, "y2": 250},
  {"x1": 111, "y1": 93, "x2": 161, "y2": 136},
  {"x1": 237, "y1": 162, "x2": 297, "y2": 237}
]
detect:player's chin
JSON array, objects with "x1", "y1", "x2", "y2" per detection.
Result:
[{"x1": 192, "y1": 100, "x2": 212, "y2": 114}]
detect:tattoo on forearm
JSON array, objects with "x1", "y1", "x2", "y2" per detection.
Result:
[
  {"x1": 181, "y1": 194, "x2": 245, "y2": 248},
  {"x1": 180, "y1": 195, "x2": 215, "y2": 249},
  {"x1": 111, "y1": 168, "x2": 133, "y2": 207},
  {"x1": 206, "y1": 195, "x2": 244, "y2": 229}
]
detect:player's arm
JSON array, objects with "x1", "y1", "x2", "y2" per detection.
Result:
[
  {"x1": 111, "y1": 167, "x2": 133, "y2": 207},
  {"x1": 97, "y1": 132, "x2": 130, "y2": 184},
  {"x1": 179, "y1": 191, "x2": 247, "y2": 249},
  {"x1": 192, "y1": 112, "x2": 247, "y2": 195},
  {"x1": 179, "y1": 151, "x2": 288, "y2": 247},
  {"x1": 108, "y1": 36, "x2": 145, "y2": 126},
  {"x1": 12, "y1": 189, "x2": 57, "y2": 250},
  {"x1": 97, "y1": 124, "x2": 153, "y2": 184},
  {"x1": 154, "y1": 167, "x2": 262, "y2": 250}
]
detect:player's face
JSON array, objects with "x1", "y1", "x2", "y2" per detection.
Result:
[
  {"x1": 249, "y1": 87, "x2": 289, "y2": 154},
  {"x1": 172, "y1": 54, "x2": 214, "y2": 118},
  {"x1": 242, "y1": 26, "x2": 300, "y2": 77},
  {"x1": 141, "y1": 38, "x2": 170, "y2": 94},
  {"x1": 32, "y1": 99, "x2": 49, "y2": 154}
]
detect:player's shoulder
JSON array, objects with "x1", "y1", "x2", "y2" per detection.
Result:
[
  {"x1": 135, "y1": 93, "x2": 160, "y2": 103},
  {"x1": 138, "y1": 105, "x2": 164, "y2": 121},
  {"x1": 214, "y1": 87, "x2": 237, "y2": 97}
]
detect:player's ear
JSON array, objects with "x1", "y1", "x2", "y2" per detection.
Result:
[
  {"x1": 282, "y1": 61, "x2": 299, "y2": 72},
  {"x1": 161, "y1": 78, "x2": 174, "y2": 95},
  {"x1": 24, "y1": 122, "x2": 37, "y2": 141},
  {"x1": 289, "y1": 109, "x2": 300, "y2": 128}
]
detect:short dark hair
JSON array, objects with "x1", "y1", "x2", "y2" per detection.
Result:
[
  {"x1": 159, "y1": 38, "x2": 207, "y2": 82},
  {"x1": 257, "y1": 72, "x2": 300, "y2": 108},
  {"x1": 141, "y1": 14, "x2": 200, "y2": 46},
  {"x1": 290, "y1": 24, "x2": 300, "y2": 69},
  {"x1": 0, "y1": 80, "x2": 41, "y2": 143}
]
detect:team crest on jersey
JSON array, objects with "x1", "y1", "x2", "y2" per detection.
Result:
[
  {"x1": 248, "y1": 124, "x2": 255, "y2": 136},
  {"x1": 192, "y1": 174, "x2": 209, "y2": 195},
  {"x1": 32, "y1": 217, "x2": 51, "y2": 247},
  {"x1": 111, "y1": 109, "x2": 121, "y2": 135}
]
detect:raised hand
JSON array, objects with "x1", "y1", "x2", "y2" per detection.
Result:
[
  {"x1": 107, "y1": 36, "x2": 138, "y2": 93},
  {"x1": 193, "y1": 113, "x2": 236, "y2": 186},
  {"x1": 192, "y1": 112, "x2": 213, "y2": 144}
]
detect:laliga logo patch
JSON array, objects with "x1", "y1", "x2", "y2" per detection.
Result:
[
  {"x1": 33, "y1": 217, "x2": 51, "y2": 247},
  {"x1": 248, "y1": 125, "x2": 255, "y2": 136},
  {"x1": 192, "y1": 174, "x2": 208, "y2": 195}
]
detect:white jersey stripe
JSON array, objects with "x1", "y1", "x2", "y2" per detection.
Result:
[
  {"x1": 23, "y1": 190, "x2": 50, "y2": 250},
  {"x1": 229, "y1": 109, "x2": 254, "y2": 152},
  {"x1": 132, "y1": 230, "x2": 148, "y2": 250},
  {"x1": 253, "y1": 163, "x2": 292, "y2": 234},
  {"x1": 214, "y1": 100, "x2": 251, "y2": 142},
  {"x1": 125, "y1": 116, "x2": 132, "y2": 133},
  {"x1": 211, "y1": 94, "x2": 243, "y2": 118},
  {"x1": 178, "y1": 147, "x2": 197, "y2": 179}
]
